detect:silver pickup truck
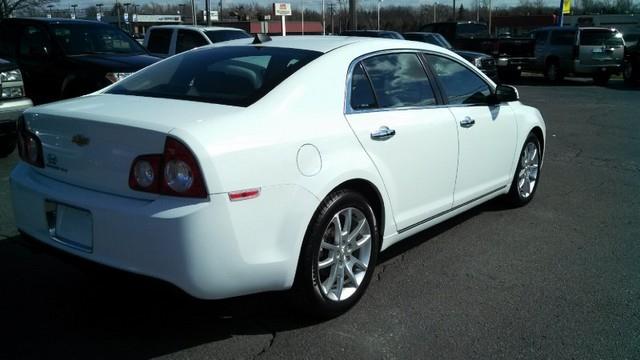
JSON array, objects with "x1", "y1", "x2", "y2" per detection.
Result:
[
  {"x1": 0, "y1": 58, "x2": 32, "y2": 157},
  {"x1": 529, "y1": 27, "x2": 625, "y2": 85}
]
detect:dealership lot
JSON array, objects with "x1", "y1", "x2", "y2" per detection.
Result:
[{"x1": 0, "y1": 77, "x2": 638, "y2": 359}]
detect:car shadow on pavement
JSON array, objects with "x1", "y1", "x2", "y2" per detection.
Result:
[
  {"x1": 0, "y1": 197, "x2": 511, "y2": 359},
  {"x1": 0, "y1": 234, "x2": 318, "y2": 359}
]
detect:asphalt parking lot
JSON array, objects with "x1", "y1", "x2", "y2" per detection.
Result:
[{"x1": 0, "y1": 76, "x2": 638, "y2": 359}]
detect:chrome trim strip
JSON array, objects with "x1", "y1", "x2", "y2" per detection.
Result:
[{"x1": 397, "y1": 185, "x2": 506, "y2": 234}]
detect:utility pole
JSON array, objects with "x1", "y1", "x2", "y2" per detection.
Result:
[
  {"x1": 71, "y1": 4, "x2": 77, "y2": 19},
  {"x1": 329, "y1": 3, "x2": 334, "y2": 34},
  {"x1": 476, "y1": 0, "x2": 479, "y2": 22},
  {"x1": 434, "y1": 2, "x2": 437, "y2": 22},
  {"x1": 452, "y1": 0, "x2": 456, "y2": 21},
  {"x1": 488, "y1": 0, "x2": 492, "y2": 35},
  {"x1": 116, "y1": 0, "x2": 122, "y2": 29},
  {"x1": 205, "y1": 0, "x2": 211, "y2": 25},
  {"x1": 349, "y1": 0, "x2": 356, "y2": 30},
  {"x1": 377, "y1": 0, "x2": 382, "y2": 30},
  {"x1": 301, "y1": 0, "x2": 304, "y2": 35},
  {"x1": 322, "y1": 0, "x2": 326, "y2": 35}
]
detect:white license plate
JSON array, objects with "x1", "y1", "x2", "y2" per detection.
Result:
[{"x1": 47, "y1": 202, "x2": 93, "y2": 252}]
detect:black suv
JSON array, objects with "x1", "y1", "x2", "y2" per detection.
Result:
[{"x1": 0, "y1": 18, "x2": 160, "y2": 105}]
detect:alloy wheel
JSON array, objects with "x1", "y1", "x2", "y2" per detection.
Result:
[{"x1": 517, "y1": 141, "x2": 540, "y2": 198}]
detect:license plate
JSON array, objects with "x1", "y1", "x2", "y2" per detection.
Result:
[{"x1": 46, "y1": 201, "x2": 93, "y2": 252}]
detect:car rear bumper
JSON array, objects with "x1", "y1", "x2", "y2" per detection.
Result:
[
  {"x1": 573, "y1": 61, "x2": 623, "y2": 74},
  {"x1": 10, "y1": 163, "x2": 318, "y2": 299}
]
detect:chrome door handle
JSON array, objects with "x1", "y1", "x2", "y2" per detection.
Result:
[
  {"x1": 370, "y1": 126, "x2": 396, "y2": 140},
  {"x1": 460, "y1": 117, "x2": 476, "y2": 128}
]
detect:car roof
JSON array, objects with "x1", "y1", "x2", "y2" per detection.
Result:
[
  {"x1": 534, "y1": 26, "x2": 619, "y2": 31},
  {"x1": 217, "y1": 35, "x2": 446, "y2": 54},
  {"x1": 149, "y1": 25, "x2": 247, "y2": 32}
]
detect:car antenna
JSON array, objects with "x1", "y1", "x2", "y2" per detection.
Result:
[{"x1": 253, "y1": 33, "x2": 272, "y2": 44}]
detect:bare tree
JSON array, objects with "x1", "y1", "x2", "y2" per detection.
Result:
[{"x1": 0, "y1": 0, "x2": 57, "y2": 19}]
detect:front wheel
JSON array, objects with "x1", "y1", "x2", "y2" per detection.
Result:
[
  {"x1": 544, "y1": 61, "x2": 563, "y2": 82},
  {"x1": 506, "y1": 134, "x2": 542, "y2": 207},
  {"x1": 293, "y1": 190, "x2": 380, "y2": 318}
]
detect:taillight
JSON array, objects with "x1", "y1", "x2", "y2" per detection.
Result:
[
  {"x1": 16, "y1": 116, "x2": 44, "y2": 168},
  {"x1": 128, "y1": 137, "x2": 207, "y2": 198}
]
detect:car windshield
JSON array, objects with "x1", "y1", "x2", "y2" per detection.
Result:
[
  {"x1": 580, "y1": 30, "x2": 624, "y2": 46},
  {"x1": 205, "y1": 30, "x2": 251, "y2": 43},
  {"x1": 50, "y1": 23, "x2": 146, "y2": 55},
  {"x1": 107, "y1": 46, "x2": 322, "y2": 107}
]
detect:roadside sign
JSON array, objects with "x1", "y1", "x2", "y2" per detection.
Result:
[
  {"x1": 97, "y1": 13, "x2": 102, "y2": 21},
  {"x1": 273, "y1": 3, "x2": 292, "y2": 16},
  {"x1": 124, "y1": 13, "x2": 129, "y2": 23},
  {"x1": 562, "y1": 0, "x2": 571, "y2": 14}
]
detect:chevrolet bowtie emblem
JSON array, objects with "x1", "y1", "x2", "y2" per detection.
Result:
[{"x1": 71, "y1": 134, "x2": 90, "y2": 146}]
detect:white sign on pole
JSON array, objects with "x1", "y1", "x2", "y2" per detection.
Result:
[
  {"x1": 97, "y1": 13, "x2": 102, "y2": 21},
  {"x1": 273, "y1": 3, "x2": 291, "y2": 36},
  {"x1": 202, "y1": 10, "x2": 219, "y2": 21},
  {"x1": 71, "y1": 13, "x2": 76, "y2": 19},
  {"x1": 273, "y1": 3, "x2": 292, "y2": 16},
  {"x1": 124, "y1": 13, "x2": 129, "y2": 23}
]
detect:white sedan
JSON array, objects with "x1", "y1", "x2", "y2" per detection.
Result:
[{"x1": 10, "y1": 35, "x2": 545, "y2": 317}]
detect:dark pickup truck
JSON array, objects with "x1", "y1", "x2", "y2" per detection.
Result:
[{"x1": 420, "y1": 21, "x2": 535, "y2": 79}]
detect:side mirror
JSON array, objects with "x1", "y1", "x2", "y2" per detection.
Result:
[{"x1": 494, "y1": 84, "x2": 519, "y2": 103}]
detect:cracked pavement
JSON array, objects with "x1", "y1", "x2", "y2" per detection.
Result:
[{"x1": 0, "y1": 77, "x2": 638, "y2": 359}]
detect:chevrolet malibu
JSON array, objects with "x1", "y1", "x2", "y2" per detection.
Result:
[{"x1": 11, "y1": 36, "x2": 545, "y2": 317}]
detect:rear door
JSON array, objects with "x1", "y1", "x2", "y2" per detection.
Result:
[
  {"x1": 344, "y1": 52, "x2": 459, "y2": 231},
  {"x1": 533, "y1": 30, "x2": 549, "y2": 71},
  {"x1": 578, "y1": 28, "x2": 625, "y2": 67},
  {"x1": 548, "y1": 30, "x2": 576, "y2": 72},
  {"x1": 424, "y1": 54, "x2": 517, "y2": 207}
]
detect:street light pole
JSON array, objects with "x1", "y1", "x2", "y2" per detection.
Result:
[
  {"x1": 192, "y1": 0, "x2": 197, "y2": 25},
  {"x1": 71, "y1": 4, "x2": 77, "y2": 19},
  {"x1": 301, "y1": 0, "x2": 304, "y2": 35},
  {"x1": 434, "y1": 2, "x2": 438, "y2": 22},
  {"x1": 322, "y1": 0, "x2": 326, "y2": 35},
  {"x1": 47, "y1": 4, "x2": 54, "y2": 18},
  {"x1": 377, "y1": 0, "x2": 382, "y2": 30},
  {"x1": 96, "y1": 3, "x2": 103, "y2": 21}
]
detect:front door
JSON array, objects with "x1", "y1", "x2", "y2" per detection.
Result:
[
  {"x1": 424, "y1": 54, "x2": 518, "y2": 207},
  {"x1": 16, "y1": 24, "x2": 61, "y2": 104},
  {"x1": 344, "y1": 52, "x2": 459, "y2": 231}
]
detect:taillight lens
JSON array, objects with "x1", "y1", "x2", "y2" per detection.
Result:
[
  {"x1": 128, "y1": 137, "x2": 207, "y2": 198},
  {"x1": 16, "y1": 116, "x2": 44, "y2": 168}
]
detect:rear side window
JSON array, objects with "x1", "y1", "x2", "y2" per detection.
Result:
[
  {"x1": 580, "y1": 30, "x2": 624, "y2": 46},
  {"x1": 176, "y1": 30, "x2": 208, "y2": 54},
  {"x1": 550, "y1": 31, "x2": 575, "y2": 46},
  {"x1": 107, "y1": 46, "x2": 322, "y2": 107},
  {"x1": 361, "y1": 53, "x2": 436, "y2": 108},
  {"x1": 147, "y1": 28, "x2": 172, "y2": 54},
  {"x1": 205, "y1": 30, "x2": 251, "y2": 43},
  {"x1": 350, "y1": 64, "x2": 377, "y2": 110},
  {"x1": 426, "y1": 55, "x2": 491, "y2": 105}
]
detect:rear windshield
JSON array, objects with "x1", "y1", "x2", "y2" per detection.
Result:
[
  {"x1": 107, "y1": 46, "x2": 322, "y2": 107},
  {"x1": 205, "y1": 30, "x2": 251, "y2": 43},
  {"x1": 580, "y1": 30, "x2": 624, "y2": 46}
]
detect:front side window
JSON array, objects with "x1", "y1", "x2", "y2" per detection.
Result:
[
  {"x1": 176, "y1": 30, "x2": 209, "y2": 54},
  {"x1": 50, "y1": 24, "x2": 144, "y2": 55},
  {"x1": 361, "y1": 53, "x2": 436, "y2": 109},
  {"x1": 107, "y1": 46, "x2": 321, "y2": 107},
  {"x1": 426, "y1": 54, "x2": 491, "y2": 105},
  {"x1": 19, "y1": 25, "x2": 51, "y2": 58}
]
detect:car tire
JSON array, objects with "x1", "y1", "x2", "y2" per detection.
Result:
[
  {"x1": 0, "y1": 139, "x2": 16, "y2": 158},
  {"x1": 593, "y1": 72, "x2": 611, "y2": 86},
  {"x1": 293, "y1": 189, "x2": 380, "y2": 318},
  {"x1": 544, "y1": 61, "x2": 562, "y2": 82},
  {"x1": 505, "y1": 133, "x2": 542, "y2": 207},
  {"x1": 623, "y1": 61, "x2": 638, "y2": 86}
]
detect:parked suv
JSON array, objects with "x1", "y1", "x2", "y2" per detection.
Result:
[
  {"x1": 0, "y1": 58, "x2": 32, "y2": 157},
  {"x1": 144, "y1": 25, "x2": 251, "y2": 58},
  {"x1": 403, "y1": 31, "x2": 498, "y2": 80},
  {"x1": 530, "y1": 27, "x2": 625, "y2": 85},
  {"x1": 0, "y1": 18, "x2": 160, "y2": 105}
]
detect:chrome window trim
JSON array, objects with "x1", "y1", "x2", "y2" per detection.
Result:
[{"x1": 344, "y1": 49, "x2": 496, "y2": 115}]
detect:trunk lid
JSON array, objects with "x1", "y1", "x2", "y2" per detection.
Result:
[{"x1": 23, "y1": 94, "x2": 239, "y2": 199}]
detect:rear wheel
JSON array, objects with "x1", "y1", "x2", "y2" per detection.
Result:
[
  {"x1": 506, "y1": 134, "x2": 541, "y2": 207},
  {"x1": 593, "y1": 72, "x2": 611, "y2": 86},
  {"x1": 544, "y1": 61, "x2": 563, "y2": 82},
  {"x1": 294, "y1": 190, "x2": 380, "y2": 318},
  {"x1": 623, "y1": 61, "x2": 638, "y2": 86}
]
